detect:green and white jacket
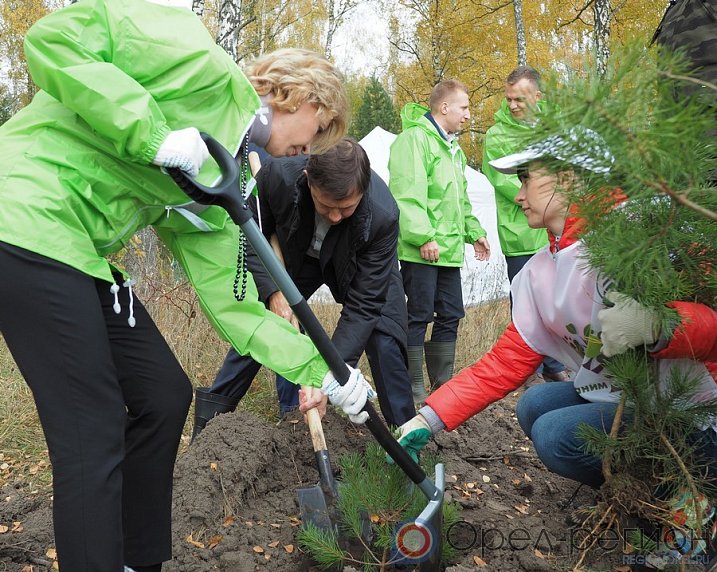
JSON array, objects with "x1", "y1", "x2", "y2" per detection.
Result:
[
  {"x1": 388, "y1": 103, "x2": 486, "y2": 267},
  {"x1": 0, "y1": 0, "x2": 328, "y2": 388},
  {"x1": 482, "y1": 99, "x2": 549, "y2": 257}
]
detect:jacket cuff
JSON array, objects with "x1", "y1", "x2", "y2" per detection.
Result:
[
  {"x1": 142, "y1": 124, "x2": 171, "y2": 164},
  {"x1": 418, "y1": 405, "x2": 445, "y2": 434}
]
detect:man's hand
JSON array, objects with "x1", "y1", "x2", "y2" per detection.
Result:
[
  {"x1": 387, "y1": 414, "x2": 433, "y2": 464},
  {"x1": 269, "y1": 291, "x2": 299, "y2": 329},
  {"x1": 598, "y1": 291, "x2": 661, "y2": 357},
  {"x1": 474, "y1": 237, "x2": 491, "y2": 261},
  {"x1": 419, "y1": 240, "x2": 440, "y2": 263},
  {"x1": 320, "y1": 366, "x2": 376, "y2": 424},
  {"x1": 299, "y1": 386, "x2": 328, "y2": 419},
  {"x1": 152, "y1": 127, "x2": 209, "y2": 177}
]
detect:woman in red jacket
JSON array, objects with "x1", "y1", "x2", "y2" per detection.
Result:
[{"x1": 395, "y1": 129, "x2": 717, "y2": 493}]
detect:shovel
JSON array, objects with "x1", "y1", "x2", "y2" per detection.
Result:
[
  {"x1": 249, "y1": 151, "x2": 338, "y2": 532},
  {"x1": 169, "y1": 134, "x2": 446, "y2": 570},
  {"x1": 248, "y1": 152, "x2": 340, "y2": 532},
  {"x1": 267, "y1": 229, "x2": 339, "y2": 532}
]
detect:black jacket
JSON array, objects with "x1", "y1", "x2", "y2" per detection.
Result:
[{"x1": 246, "y1": 155, "x2": 408, "y2": 365}]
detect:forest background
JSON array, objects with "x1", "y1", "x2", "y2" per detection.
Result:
[{"x1": 1, "y1": 0, "x2": 667, "y2": 167}]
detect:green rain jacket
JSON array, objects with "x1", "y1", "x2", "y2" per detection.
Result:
[
  {"x1": 482, "y1": 99, "x2": 549, "y2": 257},
  {"x1": 388, "y1": 103, "x2": 486, "y2": 267},
  {"x1": 0, "y1": 0, "x2": 328, "y2": 388}
]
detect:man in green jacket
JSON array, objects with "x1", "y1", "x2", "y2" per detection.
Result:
[
  {"x1": 388, "y1": 79, "x2": 491, "y2": 403},
  {"x1": 482, "y1": 66, "x2": 568, "y2": 382},
  {"x1": 0, "y1": 1, "x2": 372, "y2": 571}
]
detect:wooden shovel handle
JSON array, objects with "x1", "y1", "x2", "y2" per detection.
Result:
[{"x1": 302, "y1": 400, "x2": 328, "y2": 452}]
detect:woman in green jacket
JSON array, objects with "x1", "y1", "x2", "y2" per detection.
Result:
[{"x1": 0, "y1": 1, "x2": 372, "y2": 570}]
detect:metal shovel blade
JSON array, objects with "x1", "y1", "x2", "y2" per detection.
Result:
[{"x1": 297, "y1": 484, "x2": 333, "y2": 532}]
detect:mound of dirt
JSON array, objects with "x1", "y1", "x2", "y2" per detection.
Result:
[{"x1": 1, "y1": 386, "x2": 620, "y2": 571}]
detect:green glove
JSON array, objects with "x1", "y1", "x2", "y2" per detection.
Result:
[
  {"x1": 387, "y1": 414, "x2": 433, "y2": 464},
  {"x1": 598, "y1": 291, "x2": 661, "y2": 357}
]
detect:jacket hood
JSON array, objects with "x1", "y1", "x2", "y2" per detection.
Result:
[{"x1": 399, "y1": 103, "x2": 448, "y2": 145}]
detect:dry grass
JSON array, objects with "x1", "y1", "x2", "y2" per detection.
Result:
[{"x1": 0, "y1": 237, "x2": 510, "y2": 492}]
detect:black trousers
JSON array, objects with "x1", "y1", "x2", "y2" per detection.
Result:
[
  {"x1": 211, "y1": 256, "x2": 415, "y2": 426},
  {"x1": 0, "y1": 242, "x2": 192, "y2": 571},
  {"x1": 399, "y1": 261, "x2": 465, "y2": 346}
]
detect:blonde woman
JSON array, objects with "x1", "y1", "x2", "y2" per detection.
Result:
[{"x1": 0, "y1": 1, "x2": 370, "y2": 571}]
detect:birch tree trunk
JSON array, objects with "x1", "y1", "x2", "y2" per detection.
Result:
[
  {"x1": 513, "y1": 0, "x2": 526, "y2": 66},
  {"x1": 192, "y1": 0, "x2": 204, "y2": 17},
  {"x1": 217, "y1": 0, "x2": 241, "y2": 61},
  {"x1": 593, "y1": 0, "x2": 611, "y2": 77},
  {"x1": 324, "y1": 0, "x2": 357, "y2": 59}
]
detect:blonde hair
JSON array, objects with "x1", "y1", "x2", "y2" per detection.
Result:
[
  {"x1": 245, "y1": 48, "x2": 349, "y2": 152},
  {"x1": 429, "y1": 79, "x2": 468, "y2": 112}
]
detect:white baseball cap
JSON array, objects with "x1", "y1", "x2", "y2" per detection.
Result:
[{"x1": 489, "y1": 127, "x2": 614, "y2": 175}]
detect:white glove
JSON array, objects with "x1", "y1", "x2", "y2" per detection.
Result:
[
  {"x1": 320, "y1": 365, "x2": 376, "y2": 424},
  {"x1": 598, "y1": 291, "x2": 661, "y2": 357},
  {"x1": 152, "y1": 127, "x2": 209, "y2": 177}
]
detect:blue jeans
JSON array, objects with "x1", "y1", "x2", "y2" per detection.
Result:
[
  {"x1": 516, "y1": 382, "x2": 618, "y2": 489},
  {"x1": 517, "y1": 382, "x2": 717, "y2": 490}
]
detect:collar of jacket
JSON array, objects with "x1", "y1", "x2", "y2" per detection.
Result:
[
  {"x1": 289, "y1": 170, "x2": 373, "y2": 252},
  {"x1": 549, "y1": 206, "x2": 584, "y2": 254}
]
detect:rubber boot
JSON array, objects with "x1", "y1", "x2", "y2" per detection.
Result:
[
  {"x1": 424, "y1": 340, "x2": 456, "y2": 390},
  {"x1": 407, "y1": 345, "x2": 428, "y2": 404},
  {"x1": 191, "y1": 387, "x2": 240, "y2": 442}
]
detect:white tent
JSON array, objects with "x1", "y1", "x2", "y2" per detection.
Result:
[{"x1": 359, "y1": 126, "x2": 509, "y2": 305}]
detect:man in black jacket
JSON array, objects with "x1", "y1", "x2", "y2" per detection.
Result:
[{"x1": 192, "y1": 138, "x2": 415, "y2": 437}]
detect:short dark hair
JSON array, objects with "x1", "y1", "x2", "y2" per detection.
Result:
[
  {"x1": 506, "y1": 66, "x2": 541, "y2": 89},
  {"x1": 305, "y1": 138, "x2": 371, "y2": 199},
  {"x1": 429, "y1": 79, "x2": 468, "y2": 112}
]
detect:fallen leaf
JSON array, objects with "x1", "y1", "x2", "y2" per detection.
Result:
[
  {"x1": 289, "y1": 517, "x2": 301, "y2": 527},
  {"x1": 245, "y1": 520, "x2": 254, "y2": 527},
  {"x1": 473, "y1": 555, "x2": 487, "y2": 567},
  {"x1": 503, "y1": 456, "x2": 511, "y2": 465},
  {"x1": 370, "y1": 514, "x2": 381, "y2": 523},
  {"x1": 0, "y1": 463, "x2": 9, "y2": 471},
  {"x1": 450, "y1": 474, "x2": 458, "y2": 482},
  {"x1": 523, "y1": 473, "x2": 532, "y2": 482},
  {"x1": 268, "y1": 540, "x2": 280, "y2": 548},
  {"x1": 534, "y1": 548, "x2": 545, "y2": 559},
  {"x1": 253, "y1": 545, "x2": 264, "y2": 554},
  {"x1": 481, "y1": 475, "x2": 491, "y2": 483},
  {"x1": 11, "y1": 521, "x2": 23, "y2": 533},
  {"x1": 222, "y1": 516, "x2": 236, "y2": 527},
  {"x1": 284, "y1": 544, "x2": 294, "y2": 553},
  {"x1": 505, "y1": 514, "x2": 514, "y2": 520},
  {"x1": 465, "y1": 482, "x2": 475, "y2": 489},
  {"x1": 207, "y1": 534, "x2": 222, "y2": 549},
  {"x1": 46, "y1": 547, "x2": 57, "y2": 559},
  {"x1": 209, "y1": 462, "x2": 218, "y2": 472},
  {"x1": 186, "y1": 534, "x2": 205, "y2": 549},
  {"x1": 511, "y1": 479, "x2": 522, "y2": 486},
  {"x1": 514, "y1": 504, "x2": 529, "y2": 515},
  {"x1": 269, "y1": 523, "x2": 281, "y2": 529},
  {"x1": 21, "y1": 566, "x2": 33, "y2": 572},
  {"x1": 264, "y1": 554, "x2": 271, "y2": 560},
  {"x1": 0, "y1": 525, "x2": 8, "y2": 534}
]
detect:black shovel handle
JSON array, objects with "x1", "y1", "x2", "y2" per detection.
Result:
[{"x1": 167, "y1": 134, "x2": 431, "y2": 490}]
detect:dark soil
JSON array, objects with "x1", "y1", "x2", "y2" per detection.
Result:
[{"x1": 0, "y1": 382, "x2": 672, "y2": 571}]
